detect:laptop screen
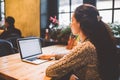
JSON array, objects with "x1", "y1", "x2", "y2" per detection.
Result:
[{"x1": 18, "y1": 38, "x2": 42, "y2": 59}]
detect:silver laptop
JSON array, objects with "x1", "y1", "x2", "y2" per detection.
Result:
[{"x1": 17, "y1": 37, "x2": 47, "y2": 64}]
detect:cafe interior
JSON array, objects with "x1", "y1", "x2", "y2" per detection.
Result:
[{"x1": 0, "y1": 0, "x2": 120, "y2": 80}]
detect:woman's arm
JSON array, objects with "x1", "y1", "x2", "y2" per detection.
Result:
[
  {"x1": 46, "y1": 41, "x2": 95, "y2": 80},
  {"x1": 38, "y1": 53, "x2": 67, "y2": 60}
]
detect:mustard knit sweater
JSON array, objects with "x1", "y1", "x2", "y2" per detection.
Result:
[{"x1": 46, "y1": 40, "x2": 101, "y2": 80}]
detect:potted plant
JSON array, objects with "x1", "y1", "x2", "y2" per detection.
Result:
[
  {"x1": 108, "y1": 22, "x2": 120, "y2": 38},
  {"x1": 48, "y1": 16, "x2": 71, "y2": 44}
]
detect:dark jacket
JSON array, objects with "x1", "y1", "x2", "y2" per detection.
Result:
[{"x1": 0, "y1": 27, "x2": 21, "y2": 39}]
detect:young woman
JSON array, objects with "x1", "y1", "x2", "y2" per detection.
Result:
[{"x1": 39, "y1": 4, "x2": 119, "y2": 80}]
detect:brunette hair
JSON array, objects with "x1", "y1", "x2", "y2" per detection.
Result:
[
  {"x1": 5, "y1": 16, "x2": 15, "y2": 29},
  {"x1": 74, "y1": 4, "x2": 119, "y2": 80},
  {"x1": 5, "y1": 16, "x2": 15, "y2": 25}
]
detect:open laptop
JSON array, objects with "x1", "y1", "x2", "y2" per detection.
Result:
[{"x1": 17, "y1": 37, "x2": 47, "y2": 64}]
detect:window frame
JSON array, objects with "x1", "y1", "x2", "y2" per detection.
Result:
[{"x1": 40, "y1": 0, "x2": 120, "y2": 37}]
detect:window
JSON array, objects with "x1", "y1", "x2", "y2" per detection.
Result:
[
  {"x1": 114, "y1": 10, "x2": 120, "y2": 22},
  {"x1": 40, "y1": 0, "x2": 120, "y2": 37},
  {"x1": 58, "y1": 0, "x2": 120, "y2": 24},
  {"x1": 99, "y1": 10, "x2": 112, "y2": 23},
  {"x1": 114, "y1": 0, "x2": 120, "y2": 23},
  {"x1": 40, "y1": 0, "x2": 48, "y2": 29},
  {"x1": 0, "y1": 0, "x2": 5, "y2": 25},
  {"x1": 58, "y1": 0, "x2": 83, "y2": 25},
  {"x1": 40, "y1": 0, "x2": 48, "y2": 37},
  {"x1": 97, "y1": 0, "x2": 120, "y2": 23}
]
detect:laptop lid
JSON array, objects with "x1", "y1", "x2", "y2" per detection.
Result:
[{"x1": 17, "y1": 37, "x2": 42, "y2": 59}]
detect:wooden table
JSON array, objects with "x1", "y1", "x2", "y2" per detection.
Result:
[{"x1": 0, "y1": 45, "x2": 70, "y2": 80}]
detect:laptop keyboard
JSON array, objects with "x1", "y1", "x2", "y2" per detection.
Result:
[{"x1": 26, "y1": 57, "x2": 37, "y2": 61}]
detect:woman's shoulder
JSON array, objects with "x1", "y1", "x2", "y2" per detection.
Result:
[
  {"x1": 75, "y1": 40, "x2": 96, "y2": 50},
  {"x1": 70, "y1": 40, "x2": 97, "y2": 57}
]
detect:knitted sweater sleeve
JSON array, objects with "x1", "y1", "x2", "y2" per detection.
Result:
[{"x1": 46, "y1": 41, "x2": 96, "y2": 80}]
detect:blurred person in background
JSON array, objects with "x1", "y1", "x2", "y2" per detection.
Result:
[{"x1": 0, "y1": 16, "x2": 22, "y2": 39}]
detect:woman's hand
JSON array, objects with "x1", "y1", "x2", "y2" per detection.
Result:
[
  {"x1": 44, "y1": 76, "x2": 51, "y2": 80},
  {"x1": 37, "y1": 54, "x2": 56, "y2": 60},
  {"x1": 70, "y1": 74, "x2": 79, "y2": 80}
]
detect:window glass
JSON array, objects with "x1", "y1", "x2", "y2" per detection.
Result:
[
  {"x1": 41, "y1": 14, "x2": 47, "y2": 28},
  {"x1": 99, "y1": 10, "x2": 112, "y2": 23},
  {"x1": 59, "y1": 13, "x2": 70, "y2": 25},
  {"x1": 97, "y1": 0, "x2": 112, "y2": 9},
  {"x1": 59, "y1": 0, "x2": 70, "y2": 13},
  {"x1": 58, "y1": 0, "x2": 83, "y2": 26},
  {"x1": 115, "y1": 0, "x2": 120, "y2": 8},
  {"x1": 40, "y1": 0, "x2": 47, "y2": 14},
  {"x1": 70, "y1": 13, "x2": 74, "y2": 19},
  {"x1": 0, "y1": 0, "x2": 5, "y2": 25},
  {"x1": 114, "y1": 10, "x2": 120, "y2": 23},
  {"x1": 40, "y1": 0, "x2": 48, "y2": 29},
  {"x1": 71, "y1": 0, "x2": 83, "y2": 12}
]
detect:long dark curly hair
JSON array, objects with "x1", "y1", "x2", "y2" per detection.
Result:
[{"x1": 74, "y1": 4, "x2": 119, "y2": 80}]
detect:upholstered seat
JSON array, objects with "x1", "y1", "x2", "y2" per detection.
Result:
[{"x1": 0, "y1": 39, "x2": 15, "y2": 57}]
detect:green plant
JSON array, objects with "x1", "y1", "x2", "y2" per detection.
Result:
[
  {"x1": 58, "y1": 26, "x2": 71, "y2": 37},
  {"x1": 49, "y1": 16, "x2": 71, "y2": 42},
  {"x1": 50, "y1": 25, "x2": 71, "y2": 43},
  {"x1": 108, "y1": 22, "x2": 120, "y2": 37},
  {"x1": 58, "y1": 26, "x2": 71, "y2": 42}
]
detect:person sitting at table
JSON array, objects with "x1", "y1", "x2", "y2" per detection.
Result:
[
  {"x1": 0, "y1": 16, "x2": 22, "y2": 39},
  {"x1": 38, "y1": 4, "x2": 119, "y2": 80}
]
